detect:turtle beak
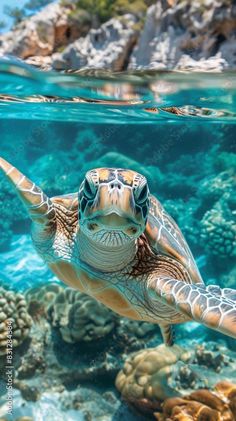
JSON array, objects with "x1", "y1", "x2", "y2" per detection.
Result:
[
  {"x1": 95, "y1": 212, "x2": 138, "y2": 229},
  {"x1": 96, "y1": 184, "x2": 135, "y2": 219}
]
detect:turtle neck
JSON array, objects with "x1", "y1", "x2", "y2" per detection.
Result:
[{"x1": 77, "y1": 231, "x2": 137, "y2": 273}]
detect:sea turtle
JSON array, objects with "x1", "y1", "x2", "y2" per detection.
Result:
[{"x1": 1, "y1": 157, "x2": 236, "y2": 346}]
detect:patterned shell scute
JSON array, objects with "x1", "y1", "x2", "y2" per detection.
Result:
[{"x1": 145, "y1": 195, "x2": 203, "y2": 285}]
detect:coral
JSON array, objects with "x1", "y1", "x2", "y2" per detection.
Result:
[
  {"x1": 0, "y1": 418, "x2": 34, "y2": 421},
  {"x1": 163, "y1": 198, "x2": 201, "y2": 249},
  {"x1": 25, "y1": 283, "x2": 63, "y2": 320},
  {"x1": 115, "y1": 342, "x2": 236, "y2": 415},
  {"x1": 16, "y1": 322, "x2": 48, "y2": 380},
  {"x1": 215, "y1": 381, "x2": 236, "y2": 416},
  {"x1": 222, "y1": 266, "x2": 236, "y2": 290},
  {"x1": 117, "y1": 318, "x2": 158, "y2": 339},
  {"x1": 29, "y1": 128, "x2": 105, "y2": 196},
  {"x1": 194, "y1": 344, "x2": 230, "y2": 373},
  {"x1": 214, "y1": 152, "x2": 236, "y2": 173},
  {"x1": 197, "y1": 171, "x2": 235, "y2": 207},
  {"x1": 60, "y1": 386, "x2": 121, "y2": 421},
  {"x1": 154, "y1": 381, "x2": 236, "y2": 421},
  {"x1": 0, "y1": 287, "x2": 32, "y2": 355},
  {"x1": 0, "y1": 176, "x2": 28, "y2": 251},
  {"x1": 29, "y1": 152, "x2": 79, "y2": 197},
  {"x1": 160, "y1": 173, "x2": 197, "y2": 199},
  {"x1": 59, "y1": 293, "x2": 117, "y2": 343},
  {"x1": 115, "y1": 344, "x2": 191, "y2": 413},
  {"x1": 27, "y1": 283, "x2": 117, "y2": 343},
  {"x1": 200, "y1": 199, "x2": 236, "y2": 258},
  {"x1": 116, "y1": 318, "x2": 161, "y2": 353},
  {"x1": 13, "y1": 379, "x2": 41, "y2": 402}
]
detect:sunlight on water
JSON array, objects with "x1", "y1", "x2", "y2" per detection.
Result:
[{"x1": 0, "y1": 57, "x2": 236, "y2": 122}]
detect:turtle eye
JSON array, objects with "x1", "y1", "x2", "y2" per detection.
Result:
[
  {"x1": 84, "y1": 177, "x2": 97, "y2": 199},
  {"x1": 135, "y1": 183, "x2": 149, "y2": 204}
]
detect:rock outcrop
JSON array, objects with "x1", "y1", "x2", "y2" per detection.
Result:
[
  {"x1": 0, "y1": 3, "x2": 91, "y2": 62},
  {"x1": 1, "y1": 0, "x2": 236, "y2": 71},
  {"x1": 52, "y1": 14, "x2": 139, "y2": 71},
  {"x1": 129, "y1": 0, "x2": 236, "y2": 71}
]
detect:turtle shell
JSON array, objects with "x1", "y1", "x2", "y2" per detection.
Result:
[{"x1": 145, "y1": 195, "x2": 203, "y2": 285}]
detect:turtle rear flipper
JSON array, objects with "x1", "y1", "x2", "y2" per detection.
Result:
[
  {"x1": 148, "y1": 276, "x2": 236, "y2": 339},
  {"x1": 0, "y1": 157, "x2": 56, "y2": 236},
  {"x1": 160, "y1": 324, "x2": 175, "y2": 346}
]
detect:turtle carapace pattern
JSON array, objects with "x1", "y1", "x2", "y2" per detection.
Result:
[{"x1": 0, "y1": 158, "x2": 236, "y2": 346}]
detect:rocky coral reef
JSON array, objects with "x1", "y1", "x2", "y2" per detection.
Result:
[
  {"x1": 25, "y1": 283, "x2": 63, "y2": 319},
  {"x1": 0, "y1": 287, "x2": 32, "y2": 355},
  {"x1": 1, "y1": 0, "x2": 236, "y2": 71},
  {"x1": 197, "y1": 169, "x2": 236, "y2": 275},
  {"x1": 0, "y1": 278, "x2": 236, "y2": 420},
  {"x1": 48, "y1": 288, "x2": 117, "y2": 343},
  {"x1": 116, "y1": 342, "x2": 236, "y2": 419},
  {"x1": 0, "y1": 176, "x2": 28, "y2": 250},
  {"x1": 27, "y1": 283, "x2": 118, "y2": 343},
  {"x1": 200, "y1": 199, "x2": 236, "y2": 259},
  {"x1": 0, "y1": 282, "x2": 160, "y2": 419},
  {"x1": 116, "y1": 344, "x2": 191, "y2": 412},
  {"x1": 155, "y1": 381, "x2": 236, "y2": 421}
]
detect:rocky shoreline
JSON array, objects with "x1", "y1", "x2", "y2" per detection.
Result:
[{"x1": 0, "y1": 0, "x2": 236, "y2": 72}]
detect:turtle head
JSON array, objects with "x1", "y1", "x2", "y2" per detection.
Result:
[{"x1": 78, "y1": 168, "x2": 150, "y2": 247}]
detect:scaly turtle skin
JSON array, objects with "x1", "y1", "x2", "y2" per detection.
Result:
[{"x1": 0, "y1": 157, "x2": 236, "y2": 346}]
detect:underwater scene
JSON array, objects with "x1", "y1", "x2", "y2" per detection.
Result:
[{"x1": 0, "y1": 60, "x2": 235, "y2": 421}]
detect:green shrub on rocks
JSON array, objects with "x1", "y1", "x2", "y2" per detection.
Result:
[{"x1": 61, "y1": 0, "x2": 155, "y2": 24}]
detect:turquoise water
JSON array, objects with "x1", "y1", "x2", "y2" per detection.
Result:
[{"x1": 0, "y1": 59, "x2": 235, "y2": 420}]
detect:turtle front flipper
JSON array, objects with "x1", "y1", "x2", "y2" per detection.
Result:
[
  {"x1": 203, "y1": 284, "x2": 236, "y2": 303},
  {"x1": 0, "y1": 157, "x2": 56, "y2": 234},
  {"x1": 148, "y1": 276, "x2": 236, "y2": 340}
]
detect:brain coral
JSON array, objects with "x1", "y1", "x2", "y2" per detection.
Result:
[
  {"x1": 115, "y1": 344, "x2": 191, "y2": 413},
  {"x1": 26, "y1": 283, "x2": 64, "y2": 320},
  {"x1": 45, "y1": 287, "x2": 117, "y2": 343},
  {"x1": 0, "y1": 287, "x2": 32, "y2": 355},
  {"x1": 59, "y1": 292, "x2": 117, "y2": 343},
  {"x1": 117, "y1": 318, "x2": 158, "y2": 339},
  {"x1": 200, "y1": 199, "x2": 236, "y2": 258},
  {"x1": 26, "y1": 284, "x2": 117, "y2": 343}
]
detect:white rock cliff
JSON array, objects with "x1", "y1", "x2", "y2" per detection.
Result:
[{"x1": 0, "y1": 0, "x2": 236, "y2": 71}]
